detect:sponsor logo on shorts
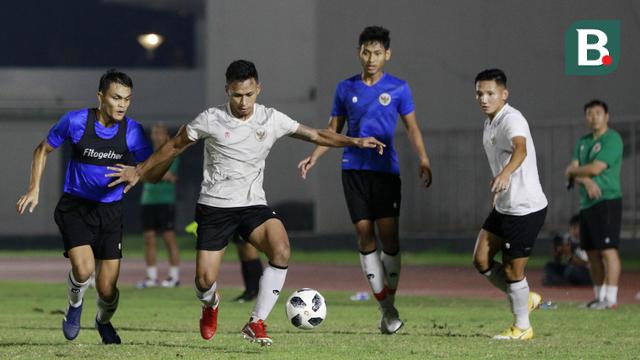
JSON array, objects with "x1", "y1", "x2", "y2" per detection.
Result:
[
  {"x1": 366, "y1": 273, "x2": 375, "y2": 280},
  {"x1": 505, "y1": 243, "x2": 511, "y2": 249},
  {"x1": 605, "y1": 237, "x2": 611, "y2": 244},
  {"x1": 352, "y1": 96, "x2": 358, "y2": 103},
  {"x1": 379, "y1": 93, "x2": 391, "y2": 106},
  {"x1": 118, "y1": 243, "x2": 122, "y2": 250},
  {"x1": 82, "y1": 148, "x2": 124, "y2": 160}
]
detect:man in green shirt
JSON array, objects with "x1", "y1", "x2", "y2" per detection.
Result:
[
  {"x1": 566, "y1": 99, "x2": 623, "y2": 309},
  {"x1": 137, "y1": 123, "x2": 181, "y2": 288}
]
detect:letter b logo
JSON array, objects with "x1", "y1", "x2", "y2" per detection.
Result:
[{"x1": 565, "y1": 20, "x2": 620, "y2": 75}]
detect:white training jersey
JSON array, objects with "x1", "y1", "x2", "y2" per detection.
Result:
[
  {"x1": 186, "y1": 103, "x2": 300, "y2": 208},
  {"x1": 482, "y1": 103, "x2": 548, "y2": 215}
]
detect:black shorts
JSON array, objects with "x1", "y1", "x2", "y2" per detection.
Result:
[
  {"x1": 341, "y1": 170, "x2": 401, "y2": 223},
  {"x1": 141, "y1": 204, "x2": 176, "y2": 231},
  {"x1": 580, "y1": 199, "x2": 622, "y2": 251},
  {"x1": 482, "y1": 207, "x2": 547, "y2": 258},
  {"x1": 53, "y1": 194, "x2": 123, "y2": 260},
  {"x1": 194, "y1": 203, "x2": 279, "y2": 251}
]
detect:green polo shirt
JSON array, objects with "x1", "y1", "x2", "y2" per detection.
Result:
[
  {"x1": 572, "y1": 129, "x2": 623, "y2": 209},
  {"x1": 140, "y1": 158, "x2": 180, "y2": 205}
]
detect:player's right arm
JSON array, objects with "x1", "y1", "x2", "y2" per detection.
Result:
[
  {"x1": 107, "y1": 126, "x2": 194, "y2": 192},
  {"x1": 16, "y1": 140, "x2": 56, "y2": 214},
  {"x1": 297, "y1": 115, "x2": 346, "y2": 179}
]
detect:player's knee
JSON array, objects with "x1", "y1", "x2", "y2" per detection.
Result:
[
  {"x1": 96, "y1": 285, "x2": 117, "y2": 302},
  {"x1": 473, "y1": 256, "x2": 490, "y2": 273},
  {"x1": 195, "y1": 273, "x2": 215, "y2": 290},
  {"x1": 72, "y1": 263, "x2": 94, "y2": 282},
  {"x1": 356, "y1": 236, "x2": 376, "y2": 251},
  {"x1": 269, "y1": 241, "x2": 290, "y2": 265}
]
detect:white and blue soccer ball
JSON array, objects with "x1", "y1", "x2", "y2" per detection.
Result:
[{"x1": 285, "y1": 288, "x2": 327, "y2": 330}]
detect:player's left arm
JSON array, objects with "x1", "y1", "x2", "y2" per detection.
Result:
[
  {"x1": 401, "y1": 111, "x2": 432, "y2": 188},
  {"x1": 290, "y1": 124, "x2": 385, "y2": 154},
  {"x1": 566, "y1": 160, "x2": 608, "y2": 178},
  {"x1": 491, "y1": 136, "x2": 526, "y2": 193},
  {"x1": 107, "y1": 125, "x2": 194, "y2": 192}
]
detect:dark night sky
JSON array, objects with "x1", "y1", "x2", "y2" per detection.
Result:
[{"x1": 0, "y1": 0, "x2": 194, "y2": 67}]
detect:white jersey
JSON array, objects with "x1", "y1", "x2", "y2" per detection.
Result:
[
  {"x1": 186, "y1": 103, "x2": 300, "y2": 208},
  {"x1": 482, "y1": 103, "x2": 547, "y2": 215}
]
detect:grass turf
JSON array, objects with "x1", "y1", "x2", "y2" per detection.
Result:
[{"x1": 0, "y1": 281, "x2": 638, "y2": 359}]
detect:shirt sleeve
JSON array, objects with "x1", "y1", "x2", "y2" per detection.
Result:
[
  {"x1": 594, "y1": 132, "x2": 623, "y2": 167},
  {"x1": 46, "y1": 112, "x2": 72, "y2": 148},
  {"x1": 572, "y1": 139, "x2": 581, "y2": 161},
  {"x1": 186, "y1": 111, "x2": 210, "y2": 141},
  {"x1": 330, "y1": 83, "x2": 346, "y2": 117},
  {"x1": 272, "y1": 110, "x2": 300, "y2": 138},
  {"x1": 503, "y1": 114, "x2": 530, "y2": 140},
  {"x1": 398, "y1": 83, "x2": 415, "y2": 116},
  {"x1": 126, "y1": 121, "x2": 153, "y2": 163}
]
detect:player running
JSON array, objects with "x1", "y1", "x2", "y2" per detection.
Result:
[
  {"x1": 106, "y1": 60, "x2": 385, "y2": 346},
  {"x1": 16, "y1": 69, "x2": 152, "y2": 344},
  {"x1": 472, "y1": 69, "x2": 547, "y2": 340},
  {"x1": 298, "y1": 26, "x2": 432, "y2": 334}
]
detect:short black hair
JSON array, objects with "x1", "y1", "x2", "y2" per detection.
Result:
[
  {"x1": 226, "y1": 60, "x2": 259, "y2": 84},
  {"x1": 99, "y1": 68, "x2": 133, "y2": 92},
  {"x1": 584, "y1": 99, "x2": 608, "y2": 114},
  {"x1": 569, "y1": 214, "x2": 580, "y2": 226},
  {"x1": 474, "y1": 68, "x2": 507, "y2": 87},
  {"x1": 359, "y1": 26, "x2": 390, "y2": 49}
]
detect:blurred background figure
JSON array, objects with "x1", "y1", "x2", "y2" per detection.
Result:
[
  {"x1": 543, "y1": 215, "x2": 591, "y2": 286},
  {"x1": 232, "y1": 234, "x2": 263, "y2": 303},
  {"x1": 137, "y1": 123, "x2": 181, "y2": 288}
]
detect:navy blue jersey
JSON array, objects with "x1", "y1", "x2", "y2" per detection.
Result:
[
  {"x1": 331, "y1": 73, "x2": 414, "y2": 175},
  {"x1": 47, "y1": 109, "x2": 152, "y2": 203}
]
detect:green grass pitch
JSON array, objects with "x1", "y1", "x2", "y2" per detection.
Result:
[{"x1": 0, "y1": 281, "x2": 639, "y2": 359}]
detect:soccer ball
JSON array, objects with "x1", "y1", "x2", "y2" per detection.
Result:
[{"x1": 285, "y1": 288, "x2": 327, "y2": 330}]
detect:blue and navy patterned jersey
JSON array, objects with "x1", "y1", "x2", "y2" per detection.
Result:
[{"x1": 331, "y1": 73, "x2": 415, "y2": 174}]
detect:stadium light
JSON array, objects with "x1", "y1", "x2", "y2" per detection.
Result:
[{"x1": 137, "y1": 33, "x2": 164, "y2": 60}]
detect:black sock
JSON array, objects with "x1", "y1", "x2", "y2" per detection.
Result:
[{"x1": 244, "y1": 259, "x2": 263, "y2": 294}]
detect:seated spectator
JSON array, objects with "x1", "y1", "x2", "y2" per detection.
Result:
[{"x1": 543, "y1": 215, "x2": 592, "y2": 286}]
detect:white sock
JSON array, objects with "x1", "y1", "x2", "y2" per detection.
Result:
[
  {"x1": 96, "y1": 289, "x2": 119, "y2": 325},
  {"x1": 360, "y1": 250, "x2": 387, "y2": 301},
  {"x1": 195, "y1": 282, "x2": 218, "y2": 307},
  {"x1": 507, "y1": 278, "x2": 530, "y2": 330},
  {"x1": 146, "y1": 266, "x2": 158, "y2": 280},
  {"x1": 251, "y1": 263, "x2": 287, "y2": 322},
  {"x1": 67, "y1": 271, "x2": 90, "y2": 308},
  {"x1": 481, "y1": 261, "x2": 508, "y2": 293},
  {"x1": 169, "y1": 266, "x2": 179, "y2": 280},
  {"x1": 595, "y1": 285, "x2": 606, "y2": 302},
  {"x1": 380, "y1": 251, "x2": 401, "y2": 301},
  {"x1": 605, "y1": 285, "x2": 618, "y2": 304}
]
